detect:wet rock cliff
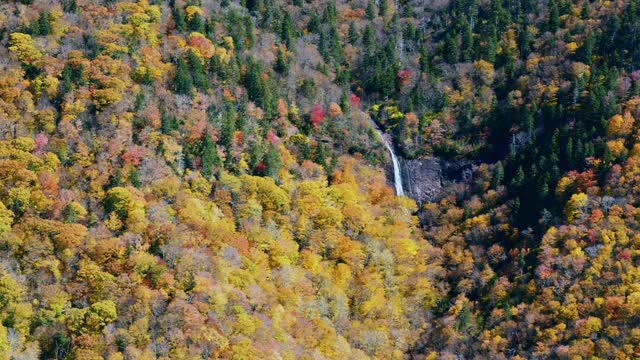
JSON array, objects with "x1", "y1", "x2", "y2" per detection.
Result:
[{"x1": 384, "y1": 156, "x2": 475, "y2": 205}]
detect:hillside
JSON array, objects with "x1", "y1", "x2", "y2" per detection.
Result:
[{"x1": 0, "y1": 0, "x2": 639, "y2": 359}]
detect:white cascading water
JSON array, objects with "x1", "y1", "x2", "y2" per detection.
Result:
[{"x1": 376, "y1": 129, "x2": 405, "y2": 196}]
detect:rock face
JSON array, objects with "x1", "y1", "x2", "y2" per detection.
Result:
[
  {"x1": 400, "y1": 157, "x2": 443, "y2": 205},
  {"x1": 384, "y1": 156, "x2": 475, "y2": 205}
]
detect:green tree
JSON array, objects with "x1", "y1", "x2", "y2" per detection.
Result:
[
  {"x1": 460, "y1": 19, "x2": 474, "y2": 62},
  {"x1": 280, "y1": 13, "x2": 295, "y2": 48},
  {"x1": 366, "y1": 0, "x2": 376, "y2": 20},
  {"x1": 443, "y1": 33, "x2": 458, "y2": 64},
  {"x1": 187, "y1": 49, "x2": 208, "y2": 90},
  {"x1": 548, "y1": 0, "x2": 560, "y2": 33},
  {"x1": 174, "y1": 57, "x2": 193, "y2": 96},
  {"x1": 188, "y1": 12, "x2": 204, "y2": 32},
  {"x1": 201, "y1": 130, "x2": 220, "y2": 178},
  {"x1": 275, "y1": 47, "x2": 290, "y2": 74}
]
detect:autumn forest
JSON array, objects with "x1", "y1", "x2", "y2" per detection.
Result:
[{"x1": 0, "y1": 0, "x2": 639, "y2": 359}]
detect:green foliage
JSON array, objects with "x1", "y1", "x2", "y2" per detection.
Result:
[{"x1": 173, "y1": 57, "x2": 193, "y2": 95}]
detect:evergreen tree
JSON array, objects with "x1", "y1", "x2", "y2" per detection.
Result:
[
  {"x1": 348, "y1": 22, "x2": 359, "y2": 44},
  {"x1": 263, "y1": 145, "x2": 282, "y2": 179},
  {"x1": 62, "y1": 0, "x2": 77, "y2": 13},
  {"x1": 493, "y1": 161, "x2": 504, "y2": 188},
  {"x1": 548, "y1": 0, "x2": 560, "y2": 33},
  {"x1": 419, "y1": 43, "x2": 429, "y2": 73},
  {"x1": 363, "y1": 24, "x2": 376, "y2": 55},
  {"x1": 187, "y1": 49, "x2": 209, "y2": 90},
  {"x1": 308, "y1": 13, "x2": 321, "y2": 34},
  {"x1": 482, "y1": 25, "x2": 498, "y2": 63},
  {"x1": 61, "y1": 64, "x2": 73, "y2": 95},
  {"x1": 443, "y1": 33, "x2": 458, "y2": 64},
  {"x1": 280, "y1": 13, "x2": 295, "y2": 48},
  {"x1": 174, "y1": 57, "x2": 193, "y2": 96},
  {"x1": 275, "y1": 47, "x2": 290, "y2": 74},
  {"x1": 188, "y1": 12, "x2": 204, "y2": 33},
  {"x1": 460, "y1": 19, "x2": 474, "y2": 62},
  {"x1": 161, "y1": 111, "x2": 179, "y2": 134},
  {"x1": 245, "y1": 17, "x2": 255, "y2": 49},
  {"x1": 201, "y1": 131, "x2": 220, "y2": 178},
  {"x1": 172, "y1": 8, "x2": 186, "y2": 32},
  {"x1": 366, "y1": 0, "x2": 376, "y2": 20},
  {"x1": 323, "y1": 1, "x2": 337, "y2": 24},
  {"x1": 379, "y1": 0, "x2": 388, "y2": 17}
]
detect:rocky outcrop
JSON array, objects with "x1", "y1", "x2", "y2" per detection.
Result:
[
  {"x1": 399, "y1": 157, "x2": 443, "y2": 205},
  {"x1": 384, "y1": 156, "x2": 475, "y2": 205}
]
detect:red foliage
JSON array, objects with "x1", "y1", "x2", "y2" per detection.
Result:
[
  {"x1": 255, "y1": 161, "x2": 266, "y2": 174},
  {"x1": 616, "y1": 249, "x2": 631, "y2": 261},
  {"x1": 309, "y1": 104, "x2": 325, "y2": 128},
  {"x1": 34, "y1": 133, "x2": 48, "y2": 155},
  {"x1": 267, "y1": 130, "x2": 279, "y2": 145},
  {"x1": 121, "y1": 146, "x2": 145, "y2": 166},
  {"x1": 349, "y1": 94, "x2": 361, "y2": 109},
  {"x1": 189, "y1": 119, "x2": 207, "y2": 142},
  {"x1": 234, "y1": 131, "x2": 243, "y2": 146},
  {"x1": 566, "y1": 170, "x2": 597, "y2": 192},
  {"x1": 397, "y1": 69, "x2": 412, "y2": 85}
]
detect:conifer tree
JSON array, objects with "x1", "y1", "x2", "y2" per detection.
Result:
[{"x1": 174, "y1": 57, "x2": 193, "y2": 96}]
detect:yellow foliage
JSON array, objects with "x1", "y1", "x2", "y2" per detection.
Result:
[
  {"x1": 607, "y1": 113, "x2": 634, "y2": 137},
  {"x1": 474, "y1": 60, "x2": 495, "y2": 84},
  {"x1": 566, "y1": 42, "x2": 579, "y2": 54},
  {"x1": 564, "y1": 193, "x2": 588, "y2": 222},
  {"x1": 8, "y1": 33, "x2": 42, "y2": 64},
  {"x1": 606, "y1": 139, "x2": 626, "y2": 157}
]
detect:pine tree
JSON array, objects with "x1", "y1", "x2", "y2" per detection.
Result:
[
  {"x1": 61, "y1": 64, "x2": 73, "y2": 95},
  {"x1": 275, "y1": 47, "x2": 289, "y2": 74},
  {"x1": 443, "y1": 33, "x2": 458, "y2": 64},
  {"x1": 308, "y1": 13, "x2": 321, "y2": 34},
  {"x1": 62, "y1": 0, "x2": 77, "y2": 13},
  {"x1": 263, "y1": 145, "x2": 282, "y2": 178},
  {"x1": 366, "y1": 0, "x2": 376, "y2": 20},
  {"x1": 379, "y1": 0, "x2": 388, "y2": 17},
  {"x1": 348, "y1": 22, "x2": 359, "y2": 44},
  {"x1": 161, "y1": 111, "x2": 179, "y2": 134},
  {"x1": 323, "y1": 1, "x2": 337, "y2": 24},
  {"x1": 482, "y1": 25, "x2": 498, "y2": 63},
  {"x1": 548, "y1": 0, "x2": 560, "y2": 33},
  {"x1": 419, "y1": 43, "x2": 429, "y2": 73},
  {"x1": 460, "y1": 19, "x2": 474, "y2": 62},
  {"x1": 187, "y1": 50, "x2": 209, "y2": 90},
  {"x1": 173, "y1": 8, "x2": 186, "y2": 32},
  {"x1": 174, "y1": 57, "x2": 193, "y2": 95},
  {"x1": 280, "y1": 13, "x2": 295, "y2": 48},
  {"x1": 493, "y1": 161, "x2": 504, "y2": 188},
  {"x1": 201, "y1": 131, "x2": 220, "y2": 178},
  {"x1": 363, "y1": 25, "x2": 376, "y2": 55},
  {"x1": 188, "y1": 12, "x2": 204, "y2": 33}
]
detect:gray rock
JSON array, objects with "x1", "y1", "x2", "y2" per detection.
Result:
[{"x1": 383, "y1": 155, "x2": 475, "y2": 205}]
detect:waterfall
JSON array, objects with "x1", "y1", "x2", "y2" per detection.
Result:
[{"x1": 376, "y1": 129, "x2": 405, "y2": 196}]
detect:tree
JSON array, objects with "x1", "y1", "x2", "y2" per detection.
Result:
[
  {"x1": 8, "y1": 32, "x2": 42, "y2": 64},
  {"x1": 548, "y1": 0, "x2": 560, "y2": 33},
  {"x1": 174, "y1": 57, "x2": 193, "y2": 95},
  {"x1": 460, "y1": 19, "x2": 474, "y2": 62},
  {"x1": 443, "y1": 33, "x2": 458, "y2": 64},
  {"x1": 186, "y1": 49, "x2": 208, "y2": 90},
  {"x1": 366, "y1": 0, "x2": 376, "y2": 20},
  {"x1": 280, "y1": 13, "x2": 295, "y2": 48},
  {"x1": 201, "y1": 131, "x2": 220, "y2": 178},
  {"x1": 275, "y1": 47, "x2": 290, "y2": 74}
]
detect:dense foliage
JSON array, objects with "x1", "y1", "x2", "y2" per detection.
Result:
[{"x1": 0, "y1": 0, "x2": 640, "y2": 359}]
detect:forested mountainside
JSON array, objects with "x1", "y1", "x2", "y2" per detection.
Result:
[{"x1": 0, "y1": 0, "x2": 640, "y2": 359}]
